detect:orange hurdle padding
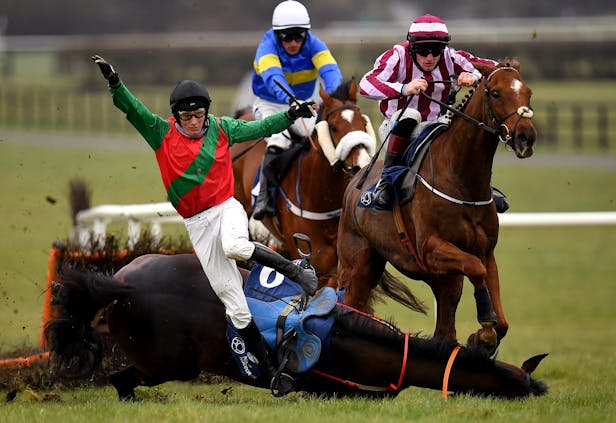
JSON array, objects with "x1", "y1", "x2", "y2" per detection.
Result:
[
  {"x1": 40, "y1": 243, "x2": 64, "y2": 348},
  {"x1": 0, "y1": 351, "x2": 50, "y2": 368}
]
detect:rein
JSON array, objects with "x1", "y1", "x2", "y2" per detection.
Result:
[
  {"x1": 309, "y1": 303, "x2": 462, "y2": 398},
  {"x1": 310, "y1": 332, "x2": 410, "y2": 393},
  {"x1": 419, "y1": 66, "x2": 534, "y2": 143},
  {"x1": 442, "y1": 345, "x2": 461, "y2": 399},
  {"x1": 310, "y1": 303, "x2": 410, "y2": 393}
]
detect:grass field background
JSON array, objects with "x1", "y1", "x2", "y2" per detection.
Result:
[{"x1": 1, "y1": 116, "x2": 615, "y2": 419}]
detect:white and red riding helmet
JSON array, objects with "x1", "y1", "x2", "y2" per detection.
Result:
[{"x1": 407, "y1": 14, "x2": 451, "y2": 44}]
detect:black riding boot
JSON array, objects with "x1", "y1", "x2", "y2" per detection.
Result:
[
  {"x1": 251, "y1": 243, "x2": 317, "y2": 296},
  {"x1": 237, "y1": 319, "x2": 295, "y2": 396},
  {"x1": 372, "y1": 132, "x2": 412, "y2": 210},
  {"x1": 491, "y1": 186, "x2": 510, "y2": 213},
  {"x1": 253, "y1": 147, "x2": 281, "y2": 220}
]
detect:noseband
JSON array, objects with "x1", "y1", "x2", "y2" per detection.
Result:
[
  {"x1": 483, "y1": 66, "x2": 534, "y2": 144},
  {"x1": 315, "y1": 103, "x2": 376, "y2": 174}
]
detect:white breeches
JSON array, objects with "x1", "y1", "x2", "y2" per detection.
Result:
[
  {"x1": 183, "y1": 197, "x2": 255, "y2": 329},
  {"x1": 253, "y1": 98, "x2": 316, "y2": 150}
]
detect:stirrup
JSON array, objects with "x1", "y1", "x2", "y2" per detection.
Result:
[
  {"x1": 491, "y1": 187, "x2": 510, "y2": 213},
  {"x1": 270, "y1": 372, "x2": 295, "y2": 397},
  {"x1": 371, "y1": 179, "x2": 393, "y2": 210}
]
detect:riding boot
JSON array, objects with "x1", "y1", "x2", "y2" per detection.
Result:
[
  {"x1": 253, "y1": 147, "x2": 281, "y2": 221},
  {"x1": 372, "y1": 132, "x2": 411, "y2": 210},
  {"x1": 491, "y1": 186, "x2": 510, "y2": 213},
  {"x1": 251, "y1": 243, "x2": 318, "y2": 296},
  {"x1": 237, "y1": 319, "x2": 295, "y2": 396}
]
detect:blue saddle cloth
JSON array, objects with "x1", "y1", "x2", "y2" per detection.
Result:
[
  {"x1": 359, "y1": 122, "x2": 448, "y2": 209},
  {"x1": 244, "y1": 263, "x2": 337, "y2": 373}
]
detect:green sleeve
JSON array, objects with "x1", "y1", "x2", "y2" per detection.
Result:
[
  {"x1": 219, "y1": 111, "x2": 294, "y2": 145},
  {"x1": 109, "y1": 82, "x2": 170, "y2": 150}
]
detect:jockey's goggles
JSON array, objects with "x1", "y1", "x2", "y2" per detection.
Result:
[
  {"x1": 178, "y1": 108, "x2": 206, "y2": 121},
  {"x1": 279, "y1": 30, "x2": 306, "y2": 43},
  {"x1": 411, "y1": 44, "x2": 446, "y2": 57}
]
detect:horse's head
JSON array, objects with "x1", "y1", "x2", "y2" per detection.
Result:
[
  {"x1": 475, "y1": 60, "x2": 536, "y2": 158},
  {"x1": 315, "y1": 78, "x2": 376, "y2": 175}
]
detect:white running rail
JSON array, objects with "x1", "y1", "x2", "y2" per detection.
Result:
[{"x1": 74, "y1": 202, "x2": 616, "y2": 249}]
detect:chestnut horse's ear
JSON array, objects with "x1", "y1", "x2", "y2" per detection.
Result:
[
  {"x1": 319, "y1": 83, "x2": 331, "y2": 107},
  {"x1": 495, "y1": 57, "x2": 521, "y2": 72},
  {"x1": 348, "y1": 77, "x2": 358, "y2": 103},
  {"x1": 473, "y1": 62, "x2": 494, "y2": 79}
]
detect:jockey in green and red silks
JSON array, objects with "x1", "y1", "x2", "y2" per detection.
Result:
[
  {"x1": 109, "y1": 79, "x2": 292, "y2": 218},
  {"x1": 94, "y1": 53, "x2": 319, "y2": 394}
]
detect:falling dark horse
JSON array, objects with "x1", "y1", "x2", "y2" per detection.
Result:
[
  {"x1": 231, "y1": 79, "x2": 375, "y2": 284},
  {"x1": 45, "y1": 253, "x2": 547, "y2": 401},
  {"x1": 337, "y1": 60, "x2": 537, "y2": 354}
]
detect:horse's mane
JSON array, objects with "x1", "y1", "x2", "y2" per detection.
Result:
[
  {"x1": 454, "y1": 58, "x2": 522, "y2": 117},
  {"x1": 333, "y1": 305, "x2": 515, "y2": 371}
]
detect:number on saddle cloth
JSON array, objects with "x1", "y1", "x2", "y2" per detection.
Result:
[{"x1": 241, "y1": 263, "x2": 338, "y2": 373}]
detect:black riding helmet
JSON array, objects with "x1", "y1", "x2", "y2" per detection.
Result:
[{"x1": 169, "y1": 80, "x2": 212, "y2": 119}]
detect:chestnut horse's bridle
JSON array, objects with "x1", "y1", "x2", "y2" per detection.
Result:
[{"x1": 419, "y1": 66, "x2": 534, "y2": 144}]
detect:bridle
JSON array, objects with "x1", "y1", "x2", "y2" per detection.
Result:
[
  {"x1": 314, "y1": 102, "x2": 376, "y2": 177},
  {"x1": 419, "y1": 66, "x2": 534, "y2": 144},
  {"x1": 483, "y1": 66, "x2": 534, "y2": 144},
  {"x1": 409, "y1": 67, "x2": 535, "y2": 207},
  {"x1": 279, "y1": 102, "x2": 372, "y2": 221},
  {"x1": 309, "y1": 303, "x2": 461, "y2": 398}
]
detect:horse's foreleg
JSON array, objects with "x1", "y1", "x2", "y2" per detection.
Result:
[
  {"x1": 422, "y1": 237, "x2": 498, "y2": 351},
  {"x1": 485, "y1": 255, "x2": 509, "y2": 341},
  {"x1": 109, "y1": 365, "x2": 143, "y2": 401}
]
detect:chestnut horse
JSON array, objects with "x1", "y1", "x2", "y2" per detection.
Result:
[
  {"x1": 231, "y1": 79, "x2": 376, "y2": 284},
  {"x1": 44, "y1": 253, "x2": 548, "y2": 401},
  {"x1": 337, "y1": 60, "x2": 536, "y2": 353}
]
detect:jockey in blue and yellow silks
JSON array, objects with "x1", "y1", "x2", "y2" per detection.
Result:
[
  {"x1": 251, "y1": 0, "x2": 343, "y2": 220},
  {"x1": 252, "y1": 29, "x2": 342, "y2": 105}
]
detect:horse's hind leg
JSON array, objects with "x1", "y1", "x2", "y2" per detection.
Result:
[
  {"x1": 109, "y1": 366, "x2": 143, "y2": 401},
  {"x1": 337, "y1": 213, "x2": 386, "y2": 312}
]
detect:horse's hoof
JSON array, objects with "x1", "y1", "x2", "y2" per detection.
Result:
[{"x1": 467, "y1": 328, "x2": 498, "y2": 356}]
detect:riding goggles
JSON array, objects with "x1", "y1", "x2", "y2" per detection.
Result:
[
  {"x1": 279, "y1": 31, "x2": 306, "y2": 43},
  {"x1": 178, "y1": 108, "x2": 206, "y2": 121},
  {"x1": 411, "y1": 44, "x2": 446, "y2": 57}
]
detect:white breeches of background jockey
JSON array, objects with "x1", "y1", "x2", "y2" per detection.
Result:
[
  {"x1": 253, "y1": 98, "x2": 316, "y2": 150},
  {"x1": 183, "y1": 197, "x2": 255, "y2": 329}
]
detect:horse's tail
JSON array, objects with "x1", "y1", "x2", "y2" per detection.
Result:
[
  {"x1": 377, "y1": 270, "x2": 427, "y2": 315},
  {"x1": 44, "y1": 268, "x2": 133, "y2": 379}
]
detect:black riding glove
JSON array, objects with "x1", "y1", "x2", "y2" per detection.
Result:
[
  {"x1": 91, "y1": 55, "x2": 120, "y2": 86},
  {"x1": 287, "y1": 101, "x2": 315, "y2": 120}
]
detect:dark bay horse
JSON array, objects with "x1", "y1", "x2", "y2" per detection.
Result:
[
  {"x1": 44, "y1": 253, "x2": 547, "y2": 401},
  {"x1": 337, "y1": 60, "x2": 537, "y2": 353},
  {"x1": 231, "y1": 79, "x2": 376, "y2": 284}
]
